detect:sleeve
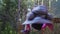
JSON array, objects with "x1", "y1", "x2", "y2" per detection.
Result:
[
  {"x1": 46, "y1": 13, "x2": 53, "y2": 20},
  {"x1": 26, "y1": 12, "x2": 35, "y2": 20}
]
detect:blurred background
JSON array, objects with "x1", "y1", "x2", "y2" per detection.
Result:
[{"x1": 0, "y1": 0, "x2": 60, "y2": 34}]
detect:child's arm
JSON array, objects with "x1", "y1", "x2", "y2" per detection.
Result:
[
  {"x1": 26, "y1": 12, "x2": 35, "y2": 20},
  {"x1": 46, "y1": 13, "x2": 53, "y2": 21}
]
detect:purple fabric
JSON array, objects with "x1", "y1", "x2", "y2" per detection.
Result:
[
  {"x1": 23, "y1": 17, "x2": 52, "y2": 25},
  {"x1": 32, "y1": 5, "x2": 47, "y2": 13}
]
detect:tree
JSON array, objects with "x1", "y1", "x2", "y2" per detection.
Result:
[{"x1": 0, "y1": 0, "x2": 18, "y2": 34}]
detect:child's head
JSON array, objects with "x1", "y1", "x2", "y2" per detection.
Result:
[{"x1": 32, "y1": 5, "x2": 48, "y2": 15}]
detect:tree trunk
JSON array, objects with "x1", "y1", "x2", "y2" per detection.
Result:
[{"x1": 16, "y1": 0, "x2": 22, "y2": 34}]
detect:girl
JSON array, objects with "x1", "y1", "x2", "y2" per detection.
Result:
[{"x1": 22, "y1": 5, "x2": 53, "y2": 34}]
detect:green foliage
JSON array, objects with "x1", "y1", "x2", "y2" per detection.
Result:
[
  {"x1": 0, "y1": 0, "x2": 18, "y2": 34},
  {"x1": 0, "y1": 0, "x2": 60, "y2": 34}
]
